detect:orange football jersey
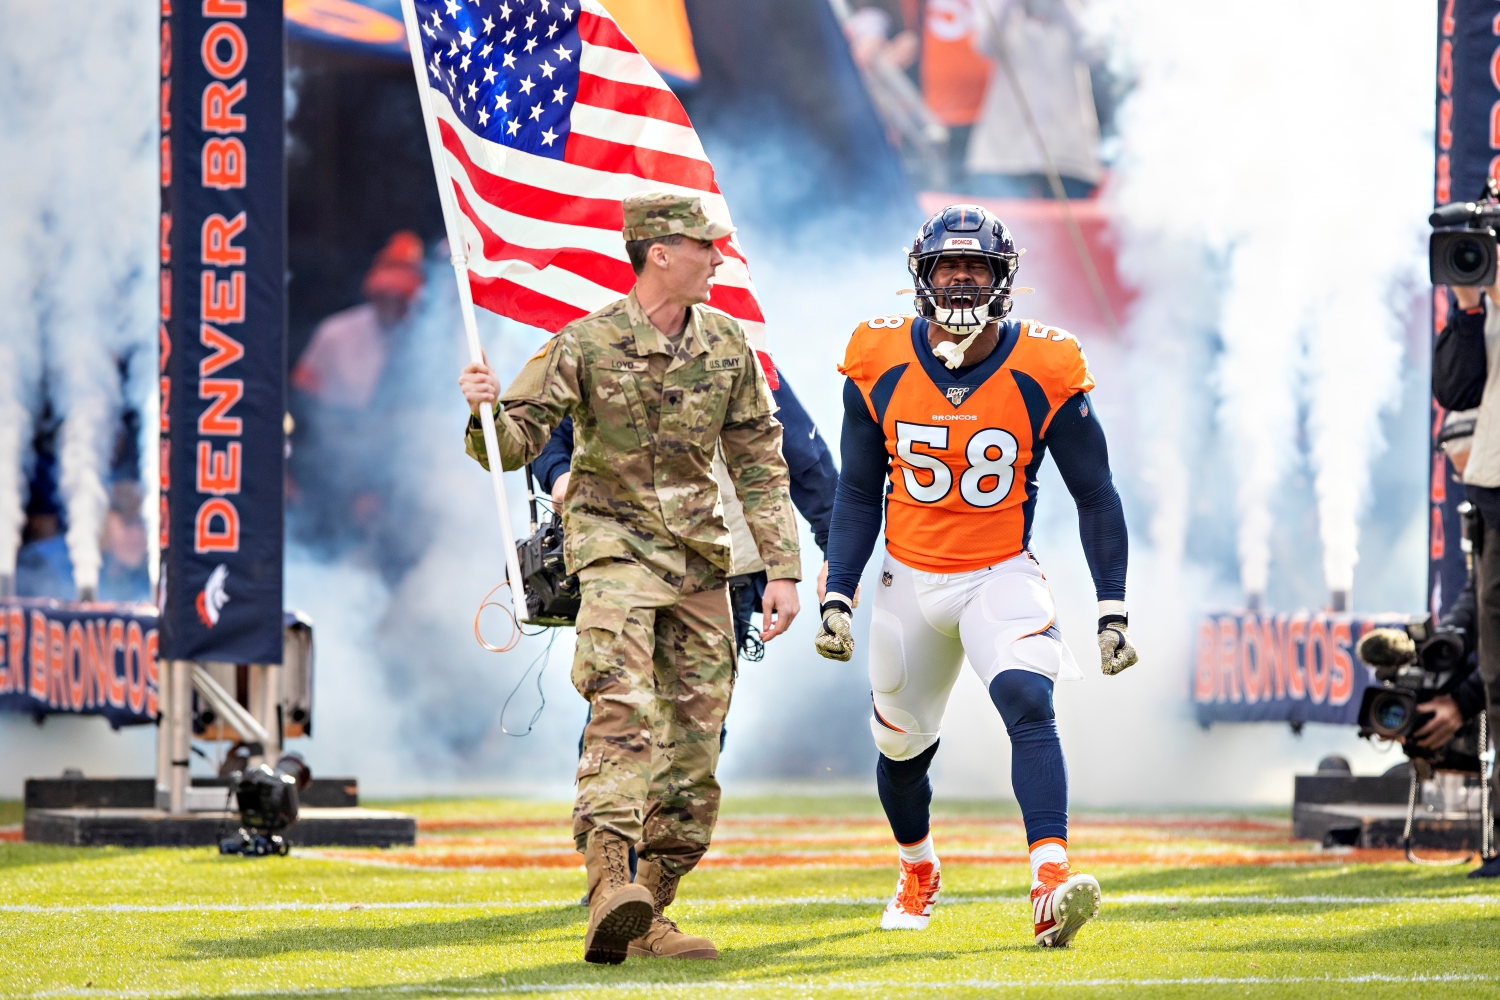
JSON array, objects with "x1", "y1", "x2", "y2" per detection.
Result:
[{"x1": 839, "y1": 314, "x2": 1096, "y2": 574}]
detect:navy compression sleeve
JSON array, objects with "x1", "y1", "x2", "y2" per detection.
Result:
[
  {"x1": 1044, "y1": 393, "x2": 1127, "y2": 602},
  {"x1": 825, "y1": 377, "x2": 889, "y2": 598},
  {"x1": 771, "y1": 375, "x2": 839, "y2": 555}
]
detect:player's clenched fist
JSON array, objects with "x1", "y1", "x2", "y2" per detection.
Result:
[
  {"x1": 1097, "y1": 615, "x2": 1137, "y2": 675},
  {"x1": 815, "y1": 595, "x2": 855, "y2": 661}
]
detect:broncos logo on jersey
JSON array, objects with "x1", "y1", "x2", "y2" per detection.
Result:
[{"x1": 838, "y1": 313, "x2": 1094, "y2": 573}]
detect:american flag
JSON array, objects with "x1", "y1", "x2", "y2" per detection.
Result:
[{"x1": 408, "y1": 0, "x2": 775, "y2": 372}]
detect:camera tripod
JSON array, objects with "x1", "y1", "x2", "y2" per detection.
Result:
[{"x1": 1402, "y1": 712, "x2": 1495, "y2": 865}]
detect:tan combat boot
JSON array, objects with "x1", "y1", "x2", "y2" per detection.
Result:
[
  {"x1": 582, "y1": 831, "x2": 654, "y2": 964},
  {"x1": 627, "y1": 858, "x2": 719, "y2": 960}
]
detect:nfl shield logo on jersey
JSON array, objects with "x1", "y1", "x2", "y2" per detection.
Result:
[{"x1": 945, "y1": 386, "x2": 971, "y2": 407}]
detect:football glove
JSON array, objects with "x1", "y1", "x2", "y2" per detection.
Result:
[
  {"x1": 815, "y1": 595, "x2": 855, "y2": 662},
  {"x1": 1098, "y1": 614, "x2": 1137, "y2": 676}
]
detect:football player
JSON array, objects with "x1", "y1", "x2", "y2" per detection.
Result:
[{"x1": 815, "y1": 204, "x2": 1135, "y2": 947}]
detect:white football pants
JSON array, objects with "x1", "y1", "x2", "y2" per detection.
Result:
[{"x1": 867, "y1": 550, "x2": 1082, "y2": 761}]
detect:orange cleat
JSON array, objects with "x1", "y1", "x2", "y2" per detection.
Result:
[
  {"x1": 1031, "y1": 861, "x2": 1100, "y2": 947},
  {"x1": 881, "y1": 857, "x2": 942, "y2": 930}
]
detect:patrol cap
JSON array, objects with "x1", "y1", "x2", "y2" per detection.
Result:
[{"x1": 621, "y1": 191, "x2": 734, "y2": 242}]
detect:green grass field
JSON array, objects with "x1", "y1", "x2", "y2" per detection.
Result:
[{"x1": 3, "y1": 796, "x2": 1500, "y2": 999}]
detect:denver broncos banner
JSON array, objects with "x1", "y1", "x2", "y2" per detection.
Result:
[
  {"x1": 1429, "y1": 1, "x2": 1500, "y2": 618},
  {"x1": 160, "y1": 0, "x2": 285, "y2": 664},
  {"x1": 1191, "y1": 612, "x2": 1402, "y2": 726},
  {"x1": 0, "y1": 602, "x2": 160, "y2": 728}
]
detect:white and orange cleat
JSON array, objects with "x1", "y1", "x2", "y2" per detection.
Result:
[
  {"x1": 1031, "y1": 861, "x2": 1100, "y2": 947},
  {"x1": 881, "y1": 857, "x2": 942, "y2": 930}
]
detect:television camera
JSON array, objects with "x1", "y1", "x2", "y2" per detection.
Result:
[
  {"x1": 1356, "y1": 619, "x2": 1483, "y2": 775},
  {"x1": 218, "y1": 752, "x2": 313, "y2": 857},
  {"x1": 1429, "y1": 179, "x2": 1500, "y2": 286},
  {"x1": 515, "y1": 464, "x2": 580, "y2": 627},
  {"x1": 1357, "y1": 615, "x2": 1493, "y2": 863}
]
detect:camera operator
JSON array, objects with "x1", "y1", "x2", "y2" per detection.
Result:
[
  {"x1": 458, "y1": 192, "x2": 800, "y2": 963},
  {"x1": 1409, "y1": 572, "x2": 1489, "y2": 754},
  {"x1": 1433, "y1": 260, "x2": 1500, "y2": 873}
]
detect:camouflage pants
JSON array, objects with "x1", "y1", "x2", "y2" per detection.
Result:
[{"x1": 571, "y1": 553, "x2": 735, "y2": 876}]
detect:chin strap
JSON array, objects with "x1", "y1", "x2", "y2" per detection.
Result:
[{"x1": 931, "y1": 324, "x2": 985, "y2": 369}]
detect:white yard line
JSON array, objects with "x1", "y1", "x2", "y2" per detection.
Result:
[
  {"x1": 12, "y1": 972, "x2": 1498, "y2": 998},
  {"x1": 4, "y1": 893, "x2": 1500, "y2": 914}
]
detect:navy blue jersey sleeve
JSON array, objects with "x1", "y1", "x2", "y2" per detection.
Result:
[
  {"x1": 531, "y1": 417, "x2": 575, "y2": 493},
  {"x1": 1043, "y1": 393, "x2": 1127, "y2": 603},
  {"x1": 825, "y1": 377, "x2": 890, "y2": 597},
  {"x1": 771, "y1": 375, "x2": 838, "y2": 554}
]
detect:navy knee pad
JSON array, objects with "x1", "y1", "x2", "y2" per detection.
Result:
[
  {"x1": 989, "y1": 669, "x2": 1055, "y2": 731},
  {"x1": 876, "y1": 740, "x2": 940, "y2": 846}
]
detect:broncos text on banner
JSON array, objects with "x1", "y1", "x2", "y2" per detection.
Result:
[
  {"x1": 0, "y1": 601, "x2": 160, "y2": 728},
  {"x1": 1190, "y1": 612, "x2": 1405, "y2": 726}
]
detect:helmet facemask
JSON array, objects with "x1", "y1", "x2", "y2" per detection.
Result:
[{"x1": 909, "y1": 250, "x2": 1019, "y2": 367}]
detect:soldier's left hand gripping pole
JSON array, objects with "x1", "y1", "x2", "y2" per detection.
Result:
[{"x1": 399, "y1": 0, "x2": 528, "y2": 627}]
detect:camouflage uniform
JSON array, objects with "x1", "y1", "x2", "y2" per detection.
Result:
[{"x1": 465, "y1": 193, "x2": 800, "y2": 875}]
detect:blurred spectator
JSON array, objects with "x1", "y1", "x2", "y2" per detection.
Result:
[
  {"x1": 288, "y1": 231, "x2": 429, "y2": 579},
  {"x1": 966, "y1": 0, "x2": 1102, "y2": 198},
  {"x1": 98, "y1": 480, "x2": 150, "y2": 603},
  {"x1": 846, "y1": 2, "x2": 919, "y2": 73},
  {"x1": 292, "y1": 231, "x2": 426, "y2": 409},
  {"x1": 912, "y1": 0, "x2": 992, "y2": 189}
]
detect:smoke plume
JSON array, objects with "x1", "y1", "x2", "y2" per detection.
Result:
[
  {"x1": 0, "y1": 10, "x2": 48, "y2": 586},
  {"x1": 1093, "y1": 0, "x2": 1432, "y2": 604},
  {"x1": 0, "y1": 1, "x2": 158, "y2": 597},
  {"x1": 0, "y1": 335, "x2": 41, "y2": 590}
]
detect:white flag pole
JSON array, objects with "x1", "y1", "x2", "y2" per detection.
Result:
[{"x1": 399, "y1": 0, "x2": 528, "y2": 627}]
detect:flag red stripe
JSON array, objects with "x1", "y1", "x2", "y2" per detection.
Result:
[
  {"x1": 576, "y1": 10, "x2": 638, "y2": 53},
  {"x1": 756, "y1": 350, "x2": 781, "y2": 390},
  {"x1": 468, "y1": 273, "x2": 587, "y2": 334},
  {"x1": 707, "y1": 284, "x2": 765, "y2": 324},
  {"x1": 576, "y1": 73, "x2": 692, "y2": 128},
  {"x1": 440, "y1": 118, "x2": 624, "y2": 231},
  {"x1": 564, "y1": 131, "x2": 718, "y2": 192},
  {"x1": 717, "y1": 238, "x2": 748, "y2": 265},
  {"x1": 452, "y1": 181, "x2": 635, "y2": 294}
]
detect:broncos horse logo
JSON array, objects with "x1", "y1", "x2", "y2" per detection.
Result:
[{"x1": 196, "y1": 564, "x2": 230, "y2": 628}]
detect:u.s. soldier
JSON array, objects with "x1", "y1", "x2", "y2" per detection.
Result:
[{"x1": 458, "y1": 192, "x2": 801, "y2": 964}]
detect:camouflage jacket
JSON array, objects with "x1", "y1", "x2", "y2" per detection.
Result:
[{"x1": 466, "y1": 290, "x2": 800, "y2": 583}]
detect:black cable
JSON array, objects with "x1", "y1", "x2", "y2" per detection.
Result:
[
  {"x1": 740, "y1": 622, "x2": 765, "y2": 663},
  {"x1": 500, "y1": 631, "x2": 558, "y2": 737}
]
